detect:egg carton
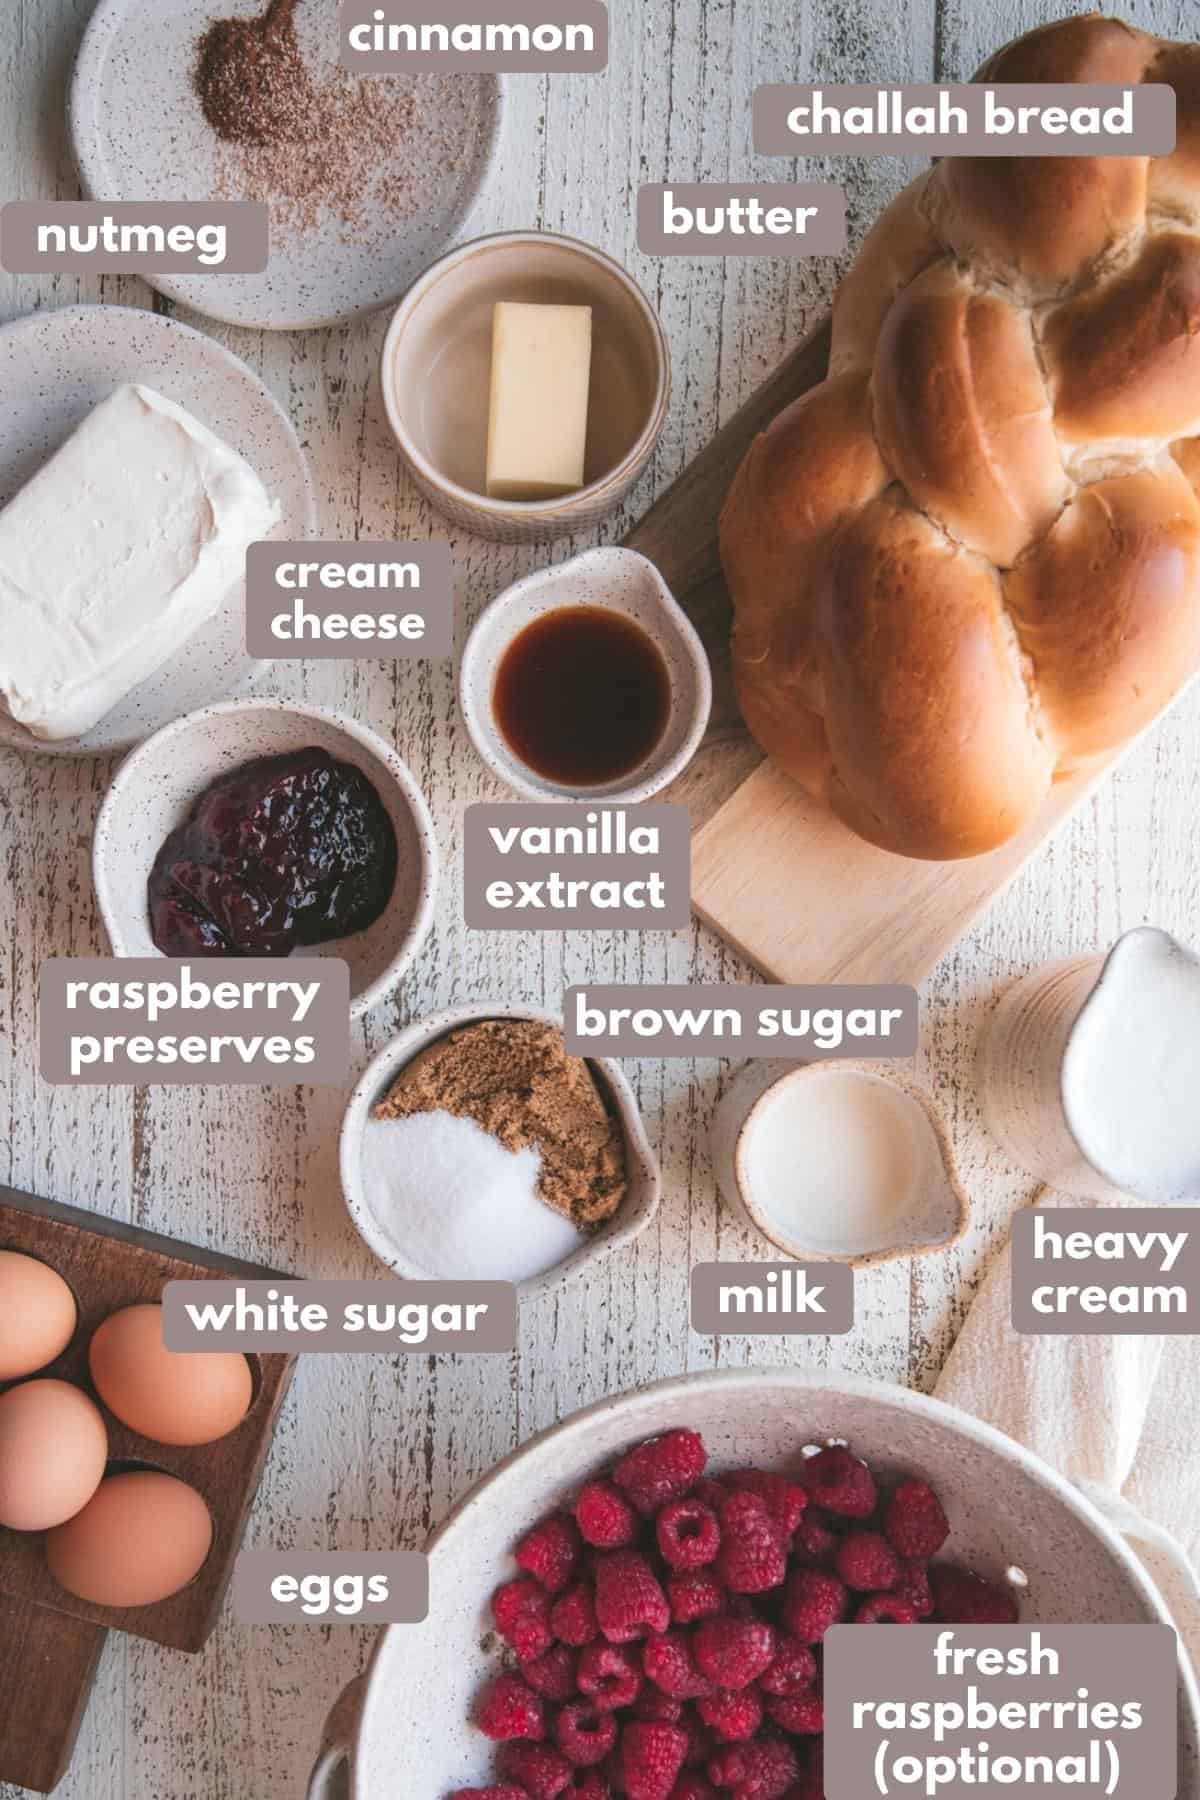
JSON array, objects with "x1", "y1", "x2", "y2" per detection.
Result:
[{"x1": 0, "y1": 1183, "x2": 294, "y2": 1652}]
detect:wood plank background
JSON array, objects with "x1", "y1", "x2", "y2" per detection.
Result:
[{"x1": 2, "y1": 0, "x2": 1198, "y2": 1792}]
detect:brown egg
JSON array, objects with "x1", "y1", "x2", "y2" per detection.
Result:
[
  {"x1": 0, "y1": 1251, "x2": 77, "y2": 1381},
  {"x1": 45, "y1": 1471, "x2": 213, "y2": 1607},
  {"x1": 88, "y1": 1303, "x2": 252, "y2": 1446},
  {"x1": 0, "y1": 1379, "x2": 108, "y2": 1530}
]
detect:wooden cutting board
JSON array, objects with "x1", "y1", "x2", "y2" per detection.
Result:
[{"x1": 625, "y1": 317, "x2": 1133, "y2": 987}]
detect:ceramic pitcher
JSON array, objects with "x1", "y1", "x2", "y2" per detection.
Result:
[{"x1": 978, "y1": 926, "x2": 1200, "y2": 1203}]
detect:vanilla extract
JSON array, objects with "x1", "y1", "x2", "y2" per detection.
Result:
[{"x1": 494, "y1": 605, "x2": 670, "y2": 788}]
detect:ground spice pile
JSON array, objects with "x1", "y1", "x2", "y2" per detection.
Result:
[
  {"x1": 195, "y1": 0, "x2": 312, "y2": 146},
  {"x1": 193, "y1": 0, "x2": 444, "y2": 237},
  {"x1": 374, "y1": 1019, "x2": 628, "y2": 1228}
]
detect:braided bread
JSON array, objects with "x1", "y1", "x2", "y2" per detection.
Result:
[{"x1": 721, "y1": 15, "x2": 1200, "y2": 860}]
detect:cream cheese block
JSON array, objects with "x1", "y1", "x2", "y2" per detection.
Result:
[{"x1": 0, "y1": 384, "x2": 280, "y2": 740}]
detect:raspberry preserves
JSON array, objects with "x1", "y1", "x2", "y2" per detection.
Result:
[{"x1": 147, "y1": 746, "x2": 397, "y2": 957}]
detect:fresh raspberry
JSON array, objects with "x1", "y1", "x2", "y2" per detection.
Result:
[
  {"x1": 894, "y1": 1561, "x2": 933, "y2": 1619},
  {"x1": 555, "y1": 1703, "x2": 618, "y2": 1768},
  {"x1": 834, "y1": 1531, "x2": 899, "y2": 1592},
  {"x1": 657, "y1": 1499, "x2": 721, "y2": 1571},
  {"x1": 707, "y1": 1737, "x2": 799, "y2": 1800},
  {"x1": 595, "y1": 1551, "x2": 670, "y2": 1641},
  {"x1": 523, "y1": 1643, "x2": 581, "y2": 1702},
  {"x1": 671, "y1": 1778, "x2": 718, "y2": 1800},
  {"x1": 697, "y1": 1690, "x2": 763, "y2": 1742},
  {"x1": 791, "y1": 1509, "x2": 838, "y2": 1565},
  {"x1": 499, "y1": 1742, "x2": 573, "y2": 1800},
  {"x1": 494, "y1": 1576, "x2": 549, "y2": 1635},
  {"x1": 633, "y1": 1690, "x2": 685, "y2": 1724},
  {"x1": 757, "y1": 1638, "x2": 817, "y2": 1697},
  {"x1": 692, "y1": 1619, "x2": 777, "y2": 1690},
  {"x1": 614, "y1": 1431, "x2": 708, "y2": 1518},
  {"x1": 713, "y1": 1493, "x2": 788, "y2": 1594},
  {"x1": 930, "y1": 1565, "x2": 1018, "y2": 1625},
  {"x1": 669, "y1": 1573, "x2": 727, "y2": 1625},
  {"x1": 576, "y1": 1481, "x2": 639, "y2": 1550},
  {"x1": 884, "y1": 1480, "x2": 950, "y2": 1560},
  {"x1": 518, "y1": 1516, "x2": 583, "y2": 1594},
  {"x1": 577, "y1": 1642, "x2": 642, "y2": 1711},
  {"x1": 552, "y1": 1583, "x2": 600, "y2": 1647},
  {"x1": 724, "y1": 1472, "x2": 808, "y2": 1537},
  {"x1": 781, "y1": 1570, "x2": 847, "y2": 1643},
  {"x1": 643, "y1": 1631, "x2": 716, "y2": 1700},
  {"x1": 566, "y1": 1775, "x2": 610, "y2": 1799},
  {"x1": 855, "y1": 1593, "x2": 916, "y2": 1624},
  {"x1": 621, "y1": 1722, "x2": 690, "y2": 1800},
  {"x1": 693, "y1": 1479, "x2": 731, "y2": 1512},
  {"x1": 799, "y1": 1448, "x2": 876, "y2": 1519},
  {"x1": 475, "y1": 1672, "x2": 546, "y2": 1741},
  {"x1": 765, "y1": 1693, "x2": 825, "y2": 1733},
  {"x1": 495, "y1": 1578, "x2": 555, "y2": 1661}
]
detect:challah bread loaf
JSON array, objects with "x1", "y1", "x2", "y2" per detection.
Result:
[{"x1": 721, "y1": 14, "x2": 1200, "y2": 861}]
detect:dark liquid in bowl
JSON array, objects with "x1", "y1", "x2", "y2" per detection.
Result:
[{"x1": 493, "y1": 605, "x2": 672, "y2": 786}]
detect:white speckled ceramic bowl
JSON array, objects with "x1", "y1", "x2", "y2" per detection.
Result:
[
  {"x1": 460, "y1": 546, "x2": 711, "y2": 802},
  {"x1": 70, "y1": 0, "x2": 505, "y2": 331},
  {"x1": 381, "y1": 231, "x2": 670, "y2": 541},
  {"x1": 339, "y1": 1001, "x2": 660, "y2": 1300},
  {"x1": 307, "y1": 1368, "x2": 1200, "y2": 1799},
  {"x1": 710, "y1": 1059, "x2": 970, "y2": 1266},
  {"x1": 93, "y1": 700, "x2": 437, "y2": 1019}
]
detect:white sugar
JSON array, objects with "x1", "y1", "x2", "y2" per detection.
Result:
[{"x1": 360, "y1": 1109, "x2": 586, "y2": 1283}]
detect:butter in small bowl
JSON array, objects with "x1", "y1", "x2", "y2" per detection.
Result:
[{"x1": 380, "y1": 230, "x2": 669, "y2": 542}]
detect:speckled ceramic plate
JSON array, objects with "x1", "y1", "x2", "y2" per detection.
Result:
[
  {"x1": 0, "y1": 305, "x2": 315, "y2": 757},
  {"x1": 69, "y1": 0, "x2": 504, "y2": 331}
]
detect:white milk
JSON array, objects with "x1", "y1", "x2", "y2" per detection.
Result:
[
  {"x1": 1063, "y1": 929, "x2": 1200, "y2": 1202},
  {"x1": 739, "y1": 1068, "x2": 948, "y2": 1258}
]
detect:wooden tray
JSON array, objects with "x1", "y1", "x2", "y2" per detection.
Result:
[
  {"x1": 0, "y1": 1598, "x2": 104, "y2": 1794},
  {"x1": 626, "y1": 318, "x2": 1136, "y2": 986},
  {"x1": 0, "y1": 1186, "x2": 296, "y2": 1793}
]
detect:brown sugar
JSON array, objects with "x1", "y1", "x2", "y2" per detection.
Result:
[{"x1": 374, "y1": 1019, "x2": 628, "y2": 1229}]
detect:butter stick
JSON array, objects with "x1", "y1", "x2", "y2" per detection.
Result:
[{"x1": 485, "y1": 301, "x2": 593, "y2": 501}]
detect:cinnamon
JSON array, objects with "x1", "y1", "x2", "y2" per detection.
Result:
[{"x1": 194, "y1": 0, "x2": 313, "y2": 147}]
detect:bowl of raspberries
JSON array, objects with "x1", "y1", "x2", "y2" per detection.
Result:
[{"x1": 307, "y1": 1370, "x2": 1192, "y2": 1799}]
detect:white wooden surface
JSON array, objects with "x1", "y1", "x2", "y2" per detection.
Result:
[{"x1": 2, "y1": 1, "x2": 1198, "y2": 1794}]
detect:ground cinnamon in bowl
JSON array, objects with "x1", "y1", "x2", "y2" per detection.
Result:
[{"x1": 374, "y1": 1018, "x2": 628, "y2": 1228}]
